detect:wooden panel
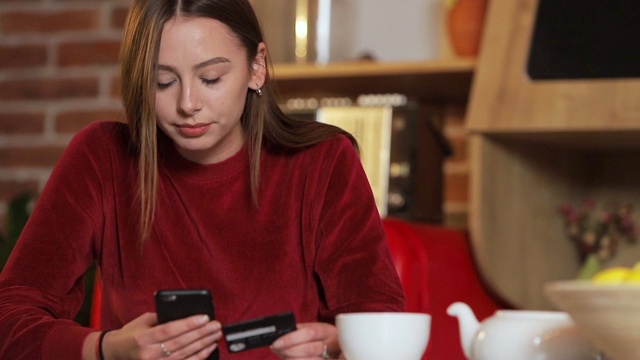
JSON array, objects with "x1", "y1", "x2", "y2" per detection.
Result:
[
  {"x1": 470, "y1": 135, "x2": 586, "y2": 309},
  {"x1": 471, "y1": 135, "x2": 640, "y2": 309},
  {"x1": 466, "y1": 0, "x2": 640, "y2": 133}
]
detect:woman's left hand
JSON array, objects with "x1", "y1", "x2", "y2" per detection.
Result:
[{"x1": 270, "y1": 322, "x2": 342, "y2": 359}]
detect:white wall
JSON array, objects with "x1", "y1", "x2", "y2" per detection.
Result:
[
  {"x1": 253, "y1": 0, "x2": 445, "y2": 64},
  {"x1": 346, "y1": 0, "x2": 442, "y2": 62}
]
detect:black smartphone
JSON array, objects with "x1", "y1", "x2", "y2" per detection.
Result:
[{"x1": 154, "y1": 289, "x2": 218, "y2": 360}]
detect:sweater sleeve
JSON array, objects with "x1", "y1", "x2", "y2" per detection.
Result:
[
  {"x1": 312, "y1": 136, "x2": 406, "y2": 320},
  {"x1": 0, "y1": 122, "x2": 115, "y2": 359}
]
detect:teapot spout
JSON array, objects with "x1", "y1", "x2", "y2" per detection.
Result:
[{"x1": 447, "y1": 302, "x2": 480, "y2": 359}]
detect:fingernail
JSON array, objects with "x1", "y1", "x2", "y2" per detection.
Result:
[
  {"x1": 205, "y1": 343, "x2": 217, "y2": 355},
  {"x1": 272, "y1": 339, "x2": 282, "y2": 348},
  {"x1": 197, "y1": 315, "x2": 210, "y2": 324},
  {"x1": 206, "y1": 321, "x2": 221, "y2": 331}
]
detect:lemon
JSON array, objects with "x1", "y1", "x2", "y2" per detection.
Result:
[
  {"x1": 625, "y1": 271, "x2": 640, "y2": 284},
  {"x1": 592, "y1": 267, "x2": 631, "y2": 284},
  {"x1": 625, "y1": 263, "x2": 640, "y2": 283}
]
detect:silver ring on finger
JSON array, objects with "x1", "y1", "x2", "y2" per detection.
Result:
[
  {"x1": 160, "y1": 343, "x2": 172, "y2": 357},
  {"x1": 322, "y1": 344, "x2": 330, "y2": 359}
]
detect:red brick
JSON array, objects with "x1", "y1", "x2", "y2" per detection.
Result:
[
  {"x1": 0, "y1": 77, "x2": 99, "y2": 100},
  {"x1": 446, "y1": 136, "x2": 468, "y2": 163},
  {"x1": 58, "y1": 40, "x2": 121, "y2": 67},
  {"x1": 0, "y1": 180, "x2": 40, "y2": 204},
  {"x1": 56, "y1": 109, "x2": 125, "y2": 133},
  {"x1": 0, "y1": 113, "x2": 46, "y2": 135},
  {"x1": 111, "y1": 6, "x2": 130, "y2": 29},
  {"x1": 0, "y1": 44, "x2": 47, "y2": 69},
  {"x1": 445, "y1": 173, "x2": 469, "y2": 203},
  {"x1": 110, "y1": 75, "x2": 122, "y2": 98},
  {"x1": 0, "y1": 146, "x2": 65, "y2": 167},
  {"x1": 443, "y1": 104, "x2": 466, "y2": 128},
  {"x1": 0, "y1": 10, "x2": 101, "y2": 34}
]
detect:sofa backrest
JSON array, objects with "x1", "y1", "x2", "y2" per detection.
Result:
[{"x1": 382, "y1": 217, "x2": 509, "y2": 360}]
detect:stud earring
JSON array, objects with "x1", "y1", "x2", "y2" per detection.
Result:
[{"x1": 256, "y1": 83, "x2": 262, "y2": 96}]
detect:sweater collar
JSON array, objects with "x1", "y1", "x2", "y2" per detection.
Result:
[{"x1": 158, "y1": 131, "x2": 250, "y2": 182}]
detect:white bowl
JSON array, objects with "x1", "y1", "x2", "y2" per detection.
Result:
[
  {"x1": 545, "y1": 281, "x2": 640, "y2": 360},
  {"x1": 336, "y1": 312, "x2": 431, "y2": 360}
]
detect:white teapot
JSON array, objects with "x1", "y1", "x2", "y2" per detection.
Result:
[{"x1": 446, "y1": 302, "x2": 600, "y2": 360}]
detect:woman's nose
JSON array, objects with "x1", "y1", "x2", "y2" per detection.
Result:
[{"x1": 178, "y1": 83, "x2": 202, "y2": 116}]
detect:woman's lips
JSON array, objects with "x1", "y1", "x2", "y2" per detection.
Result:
[{"x1": 177, "y1": 123, "x2": 210, "y2": 137}]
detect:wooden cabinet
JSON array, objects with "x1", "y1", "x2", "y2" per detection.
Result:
[{"x1": 466, "y1": 0, "x2": 640, "y2": 309}]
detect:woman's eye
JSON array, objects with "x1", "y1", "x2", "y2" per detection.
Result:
[
  {"x1": 157, "y1": 81, "x2": 175, "y2": 90},
  {"x1": 201, "y1": 78, "x2": 220, "y2": 86}
]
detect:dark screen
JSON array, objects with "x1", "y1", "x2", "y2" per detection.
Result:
[{"x1": 527, "y1": 0, "x2": 640, "y2": 80}]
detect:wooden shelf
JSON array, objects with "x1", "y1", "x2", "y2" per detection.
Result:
[
  {"x1": 480, "y1": 129, "x2": 640, "y2": 152},
  {"x1": 271, "y1": 59, "x2": 476, "y2": 103}
]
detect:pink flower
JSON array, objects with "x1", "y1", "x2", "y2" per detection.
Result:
[
  {"x1": 582, "y1": 199, "x2": 596, "y2": 211},
  {"x1": 559, "y1": 200, "x2": 637, "y2": 265}
]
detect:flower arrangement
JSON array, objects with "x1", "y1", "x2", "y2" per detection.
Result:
[{"x1": 559, "y1": 200, "x2": 638, "y2": 279}]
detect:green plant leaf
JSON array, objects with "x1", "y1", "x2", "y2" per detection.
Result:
[
  {"x1": 7, "y1": 194, "x2": 33, "y2": 240},
  {"x1": 1, "y1": 193, "x2": 34, "y2": 272},
  {"x1": 577, "y1": 253, "x2": 601, "y2": 280},
  {"x1": 0, "y1": 193, "x2": 96, "y2": 325}
]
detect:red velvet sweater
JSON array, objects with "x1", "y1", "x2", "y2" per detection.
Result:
[{"x1": 0, "y1": 121, "x2": 405, "y2": 359}]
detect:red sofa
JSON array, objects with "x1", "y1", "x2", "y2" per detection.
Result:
[
  {"x1": 91, "y1": 218, "x2": 507, "y2": 359},
  {"x1": 382, "y1": 217, "x2": 509, "y2": 360}
]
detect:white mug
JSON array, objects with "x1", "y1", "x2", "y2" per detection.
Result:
[{"x1": 336, "y1": 312, "x2": 431, "y2": 360}]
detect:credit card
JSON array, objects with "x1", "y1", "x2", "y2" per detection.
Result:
[{"x1": 222, "y1": 312, "x2": 297, "y2": 353}]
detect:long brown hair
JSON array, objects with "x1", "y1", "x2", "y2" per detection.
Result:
[{"x1": 120, "y1": 0, "x2": 357, "y2": 242}]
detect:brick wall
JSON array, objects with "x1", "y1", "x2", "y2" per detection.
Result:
[
  {"x1": 0, "y1": 0, "x2": 469, "y2": 228},
  {"x1": 0, "y1": 0, "x2": 130, "y2": 222}
]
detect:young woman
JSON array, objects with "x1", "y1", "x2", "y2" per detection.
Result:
[{"x1": 0, "y1": 0, "x2": 405, "y2": 359}]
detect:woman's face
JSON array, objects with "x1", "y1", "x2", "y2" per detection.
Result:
[{"x1": 155, "y1": 16, "x2": 265, "y2": 164}]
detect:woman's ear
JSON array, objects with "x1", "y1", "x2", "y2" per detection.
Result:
[{"x1": 249, "y1": 42, "x2": 267, "y2": 90}]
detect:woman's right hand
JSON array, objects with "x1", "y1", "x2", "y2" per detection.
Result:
[{"x1": 100, "y1": 312, "x2": 221, "y2": 359}]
